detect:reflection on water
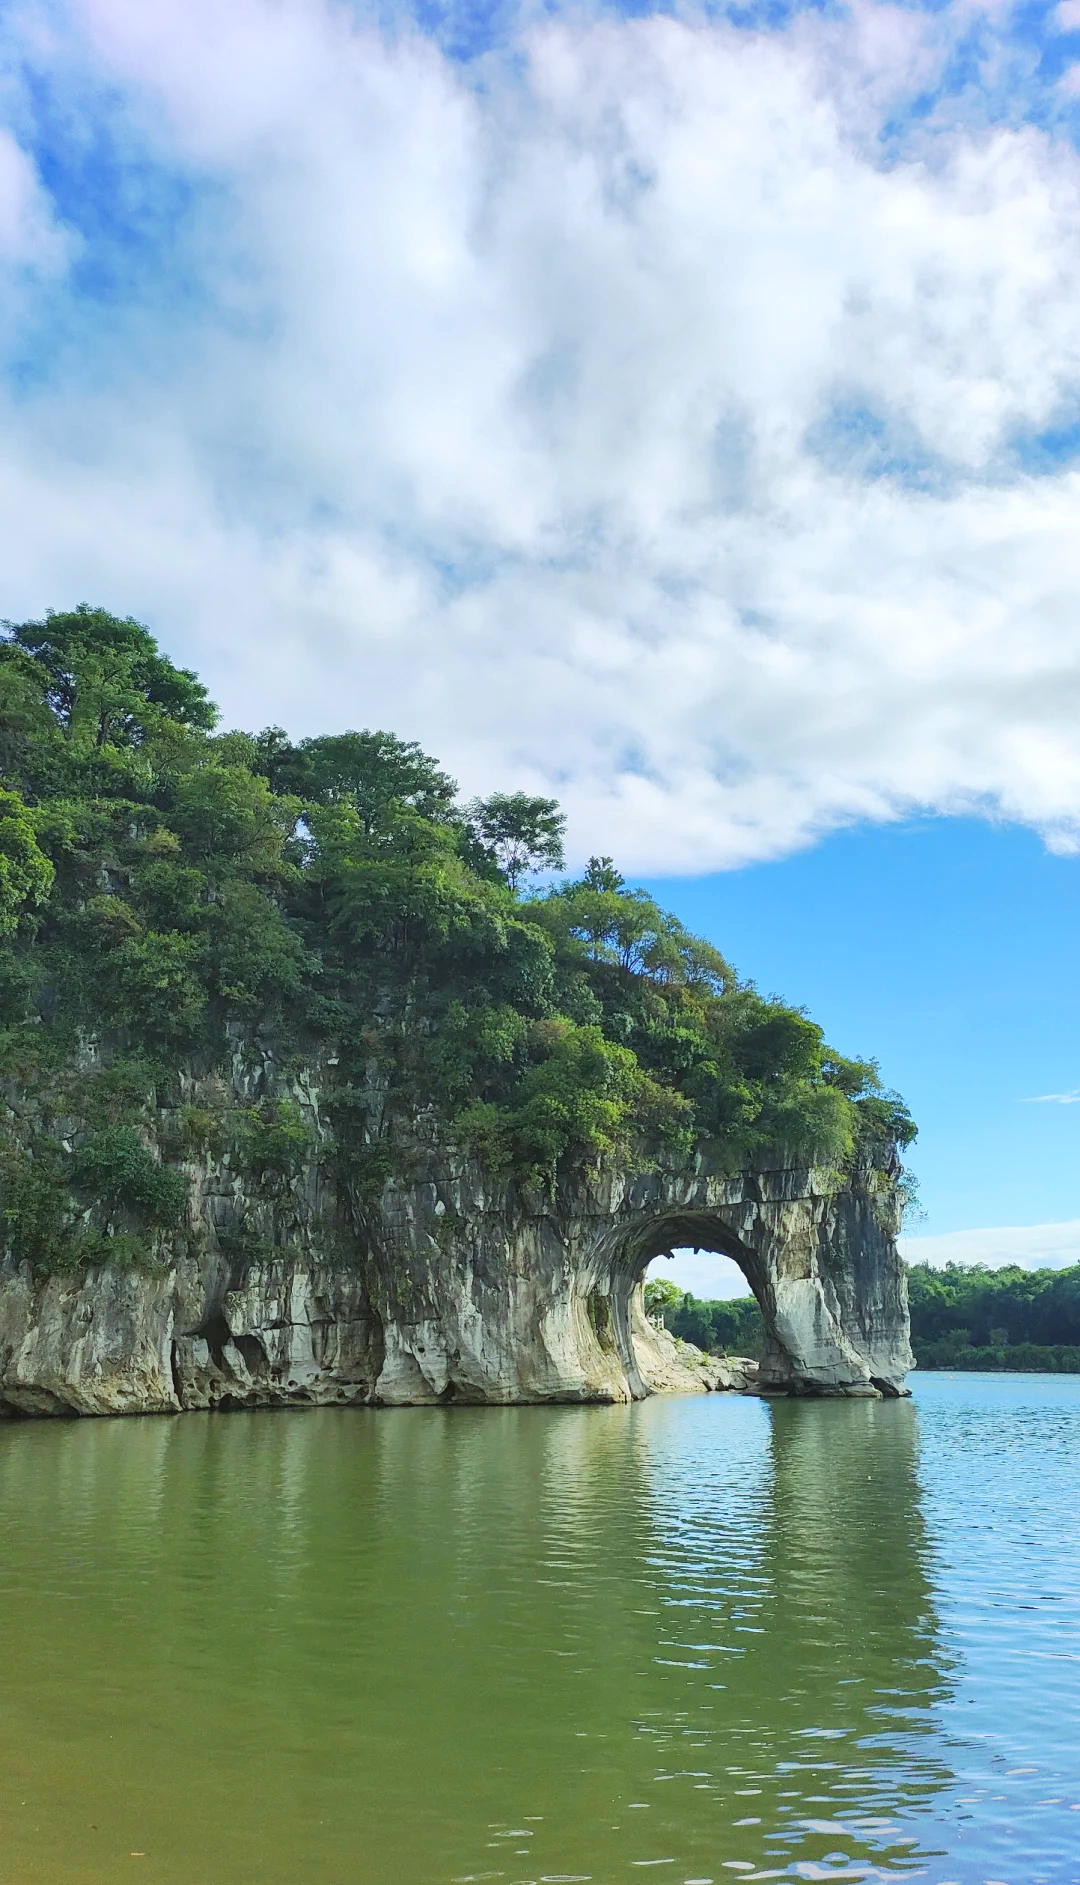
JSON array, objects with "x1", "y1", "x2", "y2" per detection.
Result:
[
  {"x1": 622, "y1": 1395, "x2": 954, "y2": 1882},
  {"x1": 0, "y1": 1377, "x2": 1078, "y2": 1884}
]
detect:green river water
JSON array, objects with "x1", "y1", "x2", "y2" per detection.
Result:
[{"x1": 2, "y1": 1374, "x2": 1079, "y2": 1885}]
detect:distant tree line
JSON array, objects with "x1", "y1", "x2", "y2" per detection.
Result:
[
  {"x1": 643, "y1": 1278, "x2": 765, "y2": 1357},
  {"x1": 645, "y1": 1263, "x2": 1080, "y2": 1372},
  {"x1": 906, "y1": 1261, "x2": 1080, "y2": 1372}
]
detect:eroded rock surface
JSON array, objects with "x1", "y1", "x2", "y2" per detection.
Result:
[{"x1": 0, "y1": 1118, "x2": 911, "y2": 1416}]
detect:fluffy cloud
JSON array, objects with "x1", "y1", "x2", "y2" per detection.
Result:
[
  {"x1": 0, "y1": 129, "x2": 62, "y2": 266},
  {"x1": 3, "y1": 0, "x2": 1080, "y2": 868},
  {"x1": 900, "y1": 1220, "x2": 1080, "y2": 1268}
]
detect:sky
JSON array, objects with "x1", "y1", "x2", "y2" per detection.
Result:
[
  {"x1": 643, "y1": 815, "x2": 1080, "y2": 1296},
  {"x1": 2, "y1": 0, "x2": 1080, "y2": 1286}
]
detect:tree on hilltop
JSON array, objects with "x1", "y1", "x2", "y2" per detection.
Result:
[{"x1": 466, "y1": 791, "x2": 566, "y2": 891}]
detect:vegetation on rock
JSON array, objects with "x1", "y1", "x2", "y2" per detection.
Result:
[{"x1": 0, "y1": 606, "x2": 915, "y2": 1274}]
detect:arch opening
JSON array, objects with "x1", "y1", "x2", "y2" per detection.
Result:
[
  {"x1": 590, "y1": 1207, "x2": 781, "y2": 1402},
  {"x1": 624, "y1": 1208, "x2": 769, "y2": 1306},
  {"x1": 646, "y1": 1247, "x2": 753, "y2": 1300}
]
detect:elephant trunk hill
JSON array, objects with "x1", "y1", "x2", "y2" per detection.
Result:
[{"x1": 0, "y1": 608, "x2": 916, "y2": 1414}]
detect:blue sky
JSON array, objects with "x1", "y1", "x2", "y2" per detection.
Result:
[
  {"x1": 648, "y1": 817, "x2": 1080, "y2": 1236},
  {"x1": 642, "y1": 816, "x2": 1080, "y2": 1291},
  {"x1": 2, "y1": 0, "x2": 1080, "y2": 1274}
]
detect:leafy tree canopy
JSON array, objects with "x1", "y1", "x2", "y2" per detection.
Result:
[
  {"x1": 3, "y1": 606, "x2": 215, "y2": 750},
  {"x1": 643, "y1": 1276, "x2": 684, "y2": 1315},
  {"x1": 0, "y1": 787, "x2": 53, "y2": 935},
  {"x1": 465, "y1": 791, "x2": 566, "y2": 891},
  {"x1": 907, "y1": 1261, "x2": 1080, "y2": 1370},
  {"x1": 0, "y1": 605, "x2": 915, "y2": 1271},
  {"x1": 258, "y1": 728, "x2": 457, "y2": 833}
]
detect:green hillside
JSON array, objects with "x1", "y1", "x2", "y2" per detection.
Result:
[{"x1": 0, "y1": 605, "x2": 913, "y2": 1275}]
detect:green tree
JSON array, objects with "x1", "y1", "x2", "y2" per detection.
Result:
[
  {"x1": 466, "y1": 791, "x2": 566, "y2": 891},
  {"x1": 537, "y1": 857, "x2": 731, "y2": 988},
  {"x1": 0, "y1": 787, "x2": 53, "y2": 933},
  {"x1": 167, "y1": 765, "x2": 301, "y2": 877},
  {"x1": 4, "y1": 606, "x2": 215, "y2": 748},
  {"x1": 644, "y1": 1277, "x2": 683, "y2": 1320},
  {"x1": 261, "y1": 729, "x2": 456, "y2": 833},
  {"x1": 0, "y1": 647, "x2": 58, "y2": 781}
]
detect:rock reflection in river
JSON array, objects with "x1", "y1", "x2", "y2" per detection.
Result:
[{"x1": 2, "y1": 1383, "x2": 1078, "y2": 1883}]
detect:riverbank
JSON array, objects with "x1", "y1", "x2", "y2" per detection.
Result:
[{"x1": 915, "y1": 1345, "x2": 1080, "y2": 1372}]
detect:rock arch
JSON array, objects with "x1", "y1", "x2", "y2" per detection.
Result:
[
  {"x1": 0, "y1": 1143, "x2": 913, "y2": 1416},
  {"x1": 555, "y1": 1164, "x2": 913, "y2": 1405},
  {"x1": 368, "y1": 1151, "x2": 913, "y2": 1407}
]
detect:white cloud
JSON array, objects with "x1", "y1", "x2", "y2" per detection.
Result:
[
  {"x1": 1023, "y1": 1087, "x2": 1080, "y2": 1103},
  {"x1": 4, "y1": 0, "x2": 1080, "y2": 867},
  {"x1": 0, "y1": 128, "x2": 63, "y2": 264},
  {"x1": 901, "y1": 1220, "x2": 1080, "y2": 1269}
]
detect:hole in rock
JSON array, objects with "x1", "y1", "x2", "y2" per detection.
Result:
[{"x1": 644, "y1": 1246, "x2": 764, "y2": 1361}]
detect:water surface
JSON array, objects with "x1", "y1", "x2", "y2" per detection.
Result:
[{"x1": 1, "y1": 1374, "x2": 1078, "y2": 1884}]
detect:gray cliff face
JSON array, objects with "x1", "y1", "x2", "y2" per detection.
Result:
[
  {"x1": 0, "y1": 1172, "x2": 911, "y2": 1418},
  {"x1": 0, "y1": 1065, "x2": 912, "y2": 1417}
]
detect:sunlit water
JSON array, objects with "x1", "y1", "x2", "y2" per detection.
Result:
[{"x1": 1, "y1": 1374, "x2": 1078, "y2": 1885}]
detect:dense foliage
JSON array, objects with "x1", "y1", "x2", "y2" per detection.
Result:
[
  {"x1": 907, "y1": 1262, "x2": 1080, "y2": 1372},
  {"x1": 644, "y1": 1279, "x2": 765, "y2": 1356},
  {"x1": 0, "y1": 607, "x2": 914, "y2": 1272}
]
